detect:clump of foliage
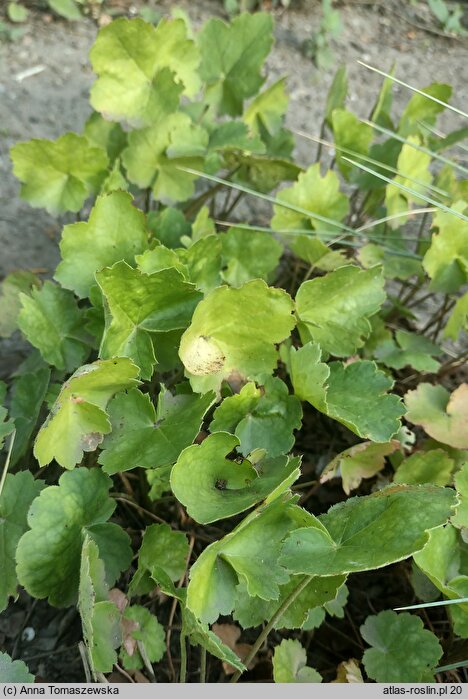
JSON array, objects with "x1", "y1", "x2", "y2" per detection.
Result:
[{"x1": 1, "y1": 8, "x2": 468, "y2": 684}]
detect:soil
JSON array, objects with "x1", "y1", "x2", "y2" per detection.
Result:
[{"x1": 1, "y1": 0, "x2": 468, "y2": 683}]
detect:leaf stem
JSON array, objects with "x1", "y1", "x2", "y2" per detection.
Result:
[
  {"x1": 0, "y1": 430, "x2": 16, "y2": 500},
  {"x1": 230, "y1": 574, "x2": 313, "y2": 683},
  {"x1": 200, "y1": 646, "x2": 207, "y2": 683},
  {"x1": 179, "y1": 632, "x2": 187, "y2": 683}
]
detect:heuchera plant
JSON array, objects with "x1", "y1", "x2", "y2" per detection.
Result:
[{"x1": 1, "y1": 9, "x2": 468, "y2": 683}]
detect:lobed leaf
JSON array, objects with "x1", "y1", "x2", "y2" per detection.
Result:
[{"x1": 405, "y1": 383, "x2": 468, "y2": 449}]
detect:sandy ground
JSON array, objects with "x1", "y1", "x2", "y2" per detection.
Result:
[{"x1": 1, "y1": 0, "x2": 467, "y2": 372}]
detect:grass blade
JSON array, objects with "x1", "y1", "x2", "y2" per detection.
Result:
[
  {"x1": 395, "y1": 598, "x2": 468, "y2": 611},
  {"x1": 357, "y1": 61, "x2": 468, "y2": 120}
]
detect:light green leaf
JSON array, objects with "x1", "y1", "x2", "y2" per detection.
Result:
[
  {"x1": 48, "y1": 0, "x2": 82, "y2": 20},
  {"x1": 0, "y1": 271, "x2": 39, "y2": 339},
  {"x1": 83, "y1": 112, "x2": 127, "y2": 163},
  {"x1": 97, "y1": 262, "x2": 202, "y2": 379},
  {"x1": 291, "y1": 346, "x2": 404, "y2": 442},
  {"x1": 452, "y1": 463, "x2": 468, "y2": 529},
  {"x1": 210, "y1": 377, "x2": 302, "y2": 458},
  {"x1": 385, "y1": 138, "x2": 432, "y2": 228},
  {"x1": 220, "y1": 227, "x2": 283, "y2": 287},
  {"x1": 394, "y1": 449, "x2": 455, "y2": 486},
  {"x1": 171, "y1": 432, "x2": 300, "y2": 524},
  {"x1": 233, "y1": 153, "x2": 300, "y2": 193},
  {"x1": 18, "y1": 281, "x2": 91, "y2": 371},
  {"x1": 7, "y1": 2, "x2": 28, "y2": 22},
  {"x1": 198, "y1": 12, "x2": 273, "y2": 116},
  {"x1": 90, "y1": 17, "x2": 200, "y2": 126},
  {"x1": 179, "y1": 280, "x2": 295, "y2": 393},
  {"x1": 399, "y1": 83, "x2": 452, "y2": 136},
  {"x1": 321, "y1": 440, "x2": 400, "y2": 495},
  {"x1": 0, "y1": 472, "x2": 44, "y2": 613},
  {"x1": 136, "y1": 245, "x2": 189, "y2": 277},
  {"x1": 414, "y1": 525, "x2": 468, "y2": 636},
  {"x1": 361, "y1": 611, "x2": 442, "y2": 682},
  {"x1": 324, "y1": 65, "x2": 348, "y2": 127},
  {"x1": 444, "y1": 292, "x2": 468, "y2": 340},
  {"x1": 423, "y1": 204, "x2": 468, "y2": 293},
  {"x1": 99, "y1": 387, "x2": 214, "y2": 474},
  {"x1": 16, "y1": 468, "x2": 132, "y2": 606},
  {"x1": 122, "y1": 112, "x2": 208, "y2": 202},
  {"x1": 9, "y1": 365, "x2": 50, "y2": 466},
  {"x1": 11, "y1": 134, "x2": 108, "y2": 215},
  {"x1": 147, "y1": 207, "x2": 191, "y2": 248},
  {"x1": 138, "y1": 523, "x2": 189, "y2": 582},
  {"x1": 120, "y1": 605, "x2": 165, "y2": 670},
  {"x1": 187, "y1": 497, "x2": 310, "y2": 623},
  {"x1": 295, "y1": 266, "x2": 386, "y2": 356},
  {"x1": 182, "y1": 608, "x2": 245, "y2": 673},
  {"x1": 233, "y1": 575, "x2": 346, "y2": 630},
  {"x1": 280, "y1": 484, "x2": 456, "y2": 576},
  {"x1": 273, "y1": 639, "x2": 322, "y2": 683},
  {"x1": 405, "y1": 383, "x2": 468, "y2": 449},
  {"x1": 331, "y1": 109, "x2": 373, "y2": 178},
  {"x1": 0, "y1": 382, "x2": 15, "y2": 450},
  {"x1": 79, "y1": 535, "x2": 121, "y2": 674},
  {"x1": 55, "y1": 191, "x2": 148, "y2": 299},
  {"x1": 0, "y1": 653, "x2": 34, "y2": 682},
  {"x1": 207, "y1": 121, "x2": 265, "y2": 154},
  {"x1": 291, "y1": 236, "x2": 347, "y2": 272},
  {"x1": 374, "y1": 330, "x2": 442, "y2": 373},
  {"x1": 178, "y1": 236, "x2": 222, "y2": 293},
  {"x1": 244, "y1": 78, "x2": 289, "y2": 137},
  {"x1": 358, "y1": 238, "x2": 422, "y2": 281},
  {"x1": 271, "y1": 163, "x2": 348, "y2": 231},
  {"x1": 34, "y1": 358, "x2": 140, "y2": 469}
]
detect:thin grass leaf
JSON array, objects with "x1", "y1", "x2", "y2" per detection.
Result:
[
  {"x1": 417, "y1": 121, "x2": 468, "y2": 154},
  {"x1": 362, "y1": 119, "x2": 468, "y2": 177},
  {"x1": 356, "y1": 207, "x2": 437, "y2": 232},
  {"x1": 395, "y1": 598, "x2": 468, "y2": 611},
  {"x1": 357, "y1": 62, "x2": 468, "y2": 120},
  {"x1": 342, "y1": 157, "x2": 468, "y2": 224},
  {"x1": 435, "y1": 660, "x2": 468, "y2": 673},
  {"x1": 178, "y1": 167, "x2": 356, "y2": 235},
  {"x1": 294, "y1": 130, "x2": 450, "y2": 199}
]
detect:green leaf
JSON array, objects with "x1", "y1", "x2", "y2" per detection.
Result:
[
  {"x1": 147, "y1": 207, "x2": 191, "y2": 249},
  {"x1": 321, "y1": 440, "x2": 400, "y2": 495},
  {"x1": 374, "y1": 330, "x2": 442, "y2": 373},
  {"x1": 34, "y1": 358, "x2": 140, "y2": 469},
  {"x1": 79, "y1": 535, "x2": 121, "y2": 674},
  {"x1": 271, "y1": 163, "x2": 348, "y2": 231},
  {"x1": 138, "y1": 523, "x2": 189, "y2": 582},
  {"x1": 232, "y1": 153, "x2": 300, "y2": 193},
  {"x1": 291, "y1": 347, "x2": 404, "y2": 442},
  {"x1": 290, "y1": 236, "x2": 347, "y2": 272},
  {"x1": 0, "y1": 472, "x2": 44, "y2": 613},
  {"x1": 198, "y1": 12, "x2": 273, "y2": 116},
  {"x1": 136, "y1": 245, "x2": 189, "y2": 277},
  {"x1": 207, "y1": 121, "x2": 265, "y2": 154},
  {"x1": 182, "y1": 608, "x2": 245, "y2": 673},
  {"x1": 233, "y1": 575, "x2": 346, "y2": 630},
  {"x1": 11, "y1": 133, "x2": 108, "y2": 215},
  {"x1": 97, "y1": 262, "x2": 202, "y2": 379},
  {"x1": 324, "y1": 65, "x2": 348, "y2": 127},
  {"x1": 99, "y1": 387, "x2": 214, "y2": 475},
  {"x1": 171, "y1": 432, "x2": 300, "y2": 524},
  {"x1": 385, "y1": 138, "x2": 432, "y2": 228},
  {"x1": 243, "y1": 78, "x2": 289, "y2": 138},
  {"x1": 120, "y1": 605, "x2": 165, "y2": 670},
  {"x1": 220, "y1": 227, "x2": 283, "y2": 287},
  {"x1": 48, "y1": 0, "x2": 82, "y2": 20},
  {"x1": 394, "y1": 449, "x2": 455, "y2": 486},
  {"x1": 444, "y1": 292, "x2": 468, "y2": 340},
  {"x1": 272, "y1": 639, "x2": 322, "y2": 683},
  {"x1": 295, "y1": 266, "x2": 386, "y2": 356},
  {"x1": 452, "y1": 463, "x2": 468, "y2": 529},
  {"x1": 0, "y1": 653, "x2": 34, "y2": 682},
  {"x1": 331, "y1": 109, "x2": 373, "y2": 178},
  {"x1": 9, "y1": 365, "x2": 50, "y2": 465},
  {"x1": 361, "y1": 610, "x2": 442, "y2": 682},
  {"x1": 83, "y1": 112, "x2": 128, "y2": 163},
  {"x1": 179, "y1": 280, "x2": 295, "y2": 393},
  {"x1": 210, "y1": 377, "x2": 302, "y2": 458},
  {"x1": 423, "y1": 204, "x2": 468, "y2": 293},
  {"x1": 187, "y1": 497, "x2": 310, "y2": 623},
  {"x1": 90, "y1": 17, "x2": 200, "y2": 127},
  {"x1": 177, "y1": 235, "x2": 222, "y2": 293},
  {"x1": 280, "y1": 484, "x2": 456, "y2": 576},
  {"x1": 16, "y1": 468, "x2": 132, "y2": 606},
  {"x1": 405, "y1": 383, "x2": 468, "y2": 450},
  {"x1": 399, "y1": 83, "x2": 452, "y2": 136},
  {"x1": 122, "y1": 113, "x2": 208, "y2": 202},
  {"x1": 55, "y1": 191, "x2": 148, "y2": 299},
  {"x1": 7, "y1": 2, "x2": 28, "y2": 23},
  {"x1": 0, "y1": 271, "x2": 39, "y2": 339},
  {"x1": 18, "y1": 281, "x2": 91, "y2": 372},
  {"x1": 0, "y1": 382, "x2": 15, "y2": 451}
]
